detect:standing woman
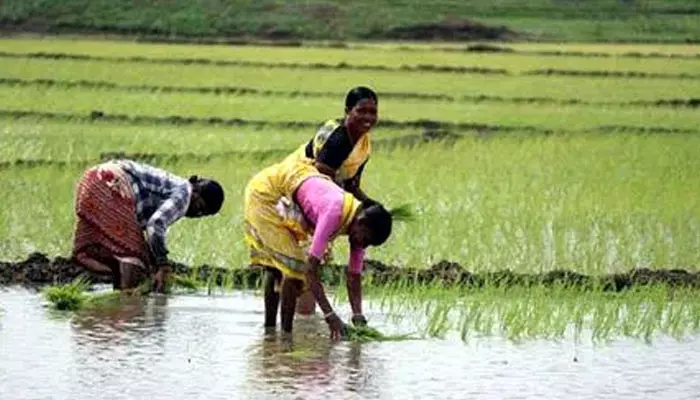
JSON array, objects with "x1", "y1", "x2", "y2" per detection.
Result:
[{"x1": 284, "y1": 86, "x2": 379, "y2": 204}]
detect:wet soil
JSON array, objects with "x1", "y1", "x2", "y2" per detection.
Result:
[{"x1": 3, "y1": 252, "x2": 700, "y2": 292}]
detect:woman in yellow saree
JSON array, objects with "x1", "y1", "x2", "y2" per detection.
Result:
[
  {"x1": 243, "y1": 158, "x2": 393, "y2": 340},
  {"x1": 283, "y1": 86, "x2": 379, "y2": 203}
]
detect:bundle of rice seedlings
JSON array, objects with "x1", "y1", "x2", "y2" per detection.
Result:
[
  {"x1": 43, "y1": 277, "x2": 91, "y2": 311},
  {"x1": 344, "y1": 324, "x2": 417, "y2": 343}
]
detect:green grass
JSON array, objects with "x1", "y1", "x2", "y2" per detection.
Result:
[
  {"x1": 3, "y1": 38, "x2": 700, "y2": 74},
  {"x1": 480, "y1": 14, "x2": 700, "y2": 43},
  {"x1": 0, "y1": 117, "x2": 408, "y2": 163},
  {"x1": 1, "y1": 86, "x2": 699, "y2": 132},
  {"x1": 0, "y1": 118, "x2": 302, "y2": 163},
  {"x1": 6, "y1": 37, "x2": 700, "y2": 57},
  {"x1": 3, "y1": 57, "x2": 700, "y2": 103},
  {"x1": 1, "y1": 0, "x2": 700, "y2": 42}
]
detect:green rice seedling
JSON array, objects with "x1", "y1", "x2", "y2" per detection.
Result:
[
  {"x1": 343, "y1": 325, "x2": 416, "y2": 343},
  {"x1": 361, "y1": 281, "x2": 700, "y2": 343},
  {"x1": 388, "y1": 204, "x2": 416, "y2": 222},
  {"x1": 43, "y1": 275, "x2": 159, "y2": 312},
  {"x1": 43, "y1": 277, "x2": 91, "y2": 311},
  {"x1": 3, "y1": 132, "x2": 700, "y2": 274},
  {"x1": 169, "y1": 274, "x2": 201, "y2": 293}
]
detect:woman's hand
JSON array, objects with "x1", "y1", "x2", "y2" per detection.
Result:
[
  {"x1": 325, "y1": 312, "x2": 347, "y2": 341},
  {"x1": 305, "y1": 256, "x2": 346, "y2": 340},
  {"x1": 351, "y1": 314, "x2": 368, "y2": 327}
]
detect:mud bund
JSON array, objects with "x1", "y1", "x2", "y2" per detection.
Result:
[{"x1": 2, "y1": 253, "x2": 700, "y2": 292}]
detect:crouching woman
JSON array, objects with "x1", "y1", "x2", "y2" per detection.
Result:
[{"x1": 71, "y1": 158, "x2": 224, "y2": 292}]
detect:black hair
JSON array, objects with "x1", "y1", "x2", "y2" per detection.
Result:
[
  {"x1": 361, "y1": 202, "x2": 393, "y2": 246},
  {"x1": 190, "y1": 176, "x2": 225, "y2": 214},
  {"x1": 345, "y1": 86, "x2": 378, "y2": 113}
]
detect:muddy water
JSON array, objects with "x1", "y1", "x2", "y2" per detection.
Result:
[{"x1": 1, "y1": 287, "x2": 700, "y2": 400}]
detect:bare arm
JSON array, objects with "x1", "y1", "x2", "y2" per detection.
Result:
[
  {"x1": 145, "y1": 187, "x2": 189, "y2": 292},
  {"x1": 347, "y1": 247, "x2": 367, "y2": 326},
  {"x1": 305, "y1": 256, "x2": 334, "y2": 316},
  {"x1": 346, "y1": 270, "x2": 363, "y2": 317}
]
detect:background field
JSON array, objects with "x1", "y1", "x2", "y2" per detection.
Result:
[
  {"x1": 1, "y1": 37, "x2": 699, "y2": 276},
  {"x1": 1, "y1": 0, "x2": 700, "y2": 43}
]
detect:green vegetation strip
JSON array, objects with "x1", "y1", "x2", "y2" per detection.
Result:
[
  {"x1": 5, "y1": 57, "x2": 697, "y2": 102},
  {"x1": 3, "y1": 39, "x2": 700, "y2": 74},
  {"x1": 0, "y1": 116, "x2": 334, "y2": 164},
  {"x1": 43, "y1": 274, "x2": 199, "y2": 311},
  {"x1": 3, "y1": 37, "x2": 700, "y2": 60},
  {"x1": 441, "y1": 43, "x2": 700, "y2": 60},
  {"x1": 3, "y1": 51, "x2": 700, "y2": 80},
  {"x1": 0, "y1": 109, "x2": 544, "y2": 132},
  {"x1": 526, "y1": 68, "x2": 700, "y2": 79},
  {"x1": 1, "y1": 110, "x2": 697, "y2": 143},
  {"x1": 0, "y1": 130, "x2": 461, "y2": 170},
  {"x1": 0, "y1": 51, "x2": 508, "y2": 76},
  {"x1": 23, "y1": 256, "x2": 700, "y2": 342},
  {"x1": 2, "y1": 78, "x2": 698, "y2": 109},
  {"x1": 2, "y1": 133, "x2": 698, "y2": 273},
  {"x1": 2, "y1": 0, "x2": 700, "y2": 43},
  {"x1": 360, "y1": 285, "x2": 700, "y2": 343}
]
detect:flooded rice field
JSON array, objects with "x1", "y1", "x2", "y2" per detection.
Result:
[{"x1": 2, "y1": 286, "x2": 700, "y2": 400}]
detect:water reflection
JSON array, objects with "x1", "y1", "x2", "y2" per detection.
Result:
[
  {"x1": 71, "y1": 295, "x2": 168, "y2": 345},
  {"x1": 70, "y1": 293, "x2": 170, "y2": 376},
  {"x1": 5, "y1": 287, "x2": 700, "y2": 400},
  {"x1": 244, "y1": 318, "x2": 385, "y2": 398}
]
